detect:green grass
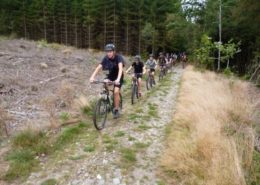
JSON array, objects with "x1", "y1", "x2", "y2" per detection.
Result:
[
  {"x1": 4, "y1": 123, "x2": 89, "y2": 182},
  {"x1": 13, "y1": 130, "x2": 50, "y2": 155},
  {"x1": 156, "y1": 180, "x2": 166, "y2": 185},
  {"x1": 114, "y1": 131, "x2": 125, "y2": 137},
  {"x1": 137, "y1": 124, "x2": 152, "y2": 131},
  {"x1": 147, "y1": 103, "x2": 159, "y2": 118},
  {"x1": 134, "y1": 142, "x2": 150, "y2": 149},
  {"x1": 102, "y1": 134, "x2": 118, "y2": 152},
  {"x1": 69, "y1": 155, "x2": 86, "y2": 160},
  {"x1": 84, "y1": 145, "x2": 95, "y2": 152},
  {"x1": 128, "y1": 136, "x2": 136, "y2": 141},
  {"x1": 54, "y1": 124, "x2": 84, "y2": 150},
  {"x1": 59, "y1": 112, "x2": 70, "y2": 122},
  {"x1": 40, "y1": 178, "x2": 58, "y2": 185},
  {"x1": 247, "y1": 150, "x2": 260, "y2": 185},
  {"x1": 120, "y1": 148, "x2": 137, "y2": 168},
  {"x1": 4, "y1": 149, "x2": 38, "y2": 181},
  {"x1": 81, "y1": 100, "x2": 96, "y2": 117},
  {"x1": 128, "y1": 113, "x2": 142, "y2": 121}
]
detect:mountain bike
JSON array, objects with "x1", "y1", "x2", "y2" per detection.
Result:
[
  {"x1": 159, "y1": 65, "x2": 166, "y2": 81},
  {"x1": 131, "y1": 73, "x2": 142, "y2": 104},
  {"x1": 91, "y1": 80, "x2": 123, "y2": 130},
  {"x1": 146, "y1": 70, "x2": 155, "y2": 90}
]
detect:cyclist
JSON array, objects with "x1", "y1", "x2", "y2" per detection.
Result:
[
  {"x1": 89, "y1": 44, "x2": 124, "y2": 119},
  {"x1": 158, "y1": 52, "x2": 167, "y2": 74},
  {"x1": 126, "y1": 55, "x2": 146, "y2": 97},
  {"x1": 145, "y1": 54, "x2": 157, "y2": 84}
]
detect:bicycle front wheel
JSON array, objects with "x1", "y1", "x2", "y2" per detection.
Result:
[
  {"x1": 93, "y1": 99, "x2": 108, "y2": 130},
  {"x1": 146, "y1": 76, "x2": 151, "y2": 90},
  {"x1": 159, "y1": 71, "x2": 163, "y2": 81},
  {"x1": 131, "y1": 84, "x2": 137, "y2": 104}
]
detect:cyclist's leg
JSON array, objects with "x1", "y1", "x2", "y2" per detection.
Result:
[
  {"x1": 138, "y1": 77, "x2": 142, "y2": 94},
  {"x1": 114, "y1": 87, "x2": 120, "y2": 110},
  {"x1": 113, "y1": 75, "x2": 123, "y2": 112}
]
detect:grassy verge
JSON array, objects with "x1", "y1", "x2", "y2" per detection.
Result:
[
  {"x1": 159, "y1": 66, "x2": 258, "y2": 185},
  {"x1": 2, "y1": 121, "x2": 92, "y2": 182}
]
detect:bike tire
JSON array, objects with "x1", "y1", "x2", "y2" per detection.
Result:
[
  {"x1": 119, "y1": 93, "x2": 123, "y2": 110},
  {"x1": 93, "y1": 99, "x2": 108, "y2": 130},
  {"x1": 146, "y1": 76, "x2": 151, "y2": 90},
  {"x1": 159, "y1": 71, "x2": 163, "y2": 81},
  {"x1": 131, "y1": 84, "x2": 137, "y2": 104},
  {"x1": 149, "y1": 76, "x2": 153, "y2": 88}
]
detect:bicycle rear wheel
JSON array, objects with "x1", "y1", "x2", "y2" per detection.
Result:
[
  {"x1": 119, "y1": 93, "x2": 123, "y2": 110},
  {"x1": 93, "y1": 99, "x2": 108, "y2": 130},
  {"x1": 131, "y1": 84, "x2": 138, "y2": 104},
  {"x1": 146, "y1": 76, "x2": 151, "y2": 90},
  {"x1": 159, "y1": 71, "x2": 163, "y2": 81}
]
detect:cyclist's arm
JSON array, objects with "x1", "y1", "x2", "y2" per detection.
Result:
[
  {"x1": 90, "y1": 64, "x2": 102, "y2": 82},
  {"x1": 143, "y1": 66, "x2": 146, "y2": 74},
  {"x1": 116, "y1": 62, "x2": 123, "y2": 83},
  {"x1": 125, "y1": 65, "x2": 132, "y2": 73}
]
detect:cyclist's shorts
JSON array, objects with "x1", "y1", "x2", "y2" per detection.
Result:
[
  {"x1": 160, "y1": 64, "x2": 166, "y2": 68},
  {"x1": 107, "y1": 74, "x2": 124, "y2": 89},
  {"x1": 135, "y1": 73, "x2": 143, "y2": 79}
]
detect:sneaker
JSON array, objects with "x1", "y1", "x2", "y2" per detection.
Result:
[{"x1": 113, "y1": 109, "x2": 119, "y2": 119}]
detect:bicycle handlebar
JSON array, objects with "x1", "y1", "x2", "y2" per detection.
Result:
[{"x1": 91, "y1": 80, "x2": 119, "y2": 85}]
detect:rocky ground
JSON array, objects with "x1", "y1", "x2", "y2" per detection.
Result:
[
  {"x1": 0, "y1": 39, "x2": 108, "y2": 134},
  {"x1": 0, "y1": 38, "x2": 184, "y2": 185},
  {"x1": 21, "y1": 67, "x2": 183, "y2": 185}
]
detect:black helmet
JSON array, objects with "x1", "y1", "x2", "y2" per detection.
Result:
[{"x1": 105, "y1": 44, "x2": 115, "y2": 51}]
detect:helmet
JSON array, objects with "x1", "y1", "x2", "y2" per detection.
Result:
[
  {"x1": 134, "y1": 55, "x2": 141, "y2": 61},
  {"x1": 104, "y1": 44, "x2": 115, "y2": 51}
]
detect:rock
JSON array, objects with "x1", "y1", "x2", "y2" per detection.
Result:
[
  {"x1": 0, "y1": 83, "x2": 4, "y2": 89},
  {"x1": 61, "y1": 67, "x2": 67, "y2": 73},
  {"x1": 113, "y1": 178, "x2": 120, "y2": 185},
  {"x1": 103, "y1": 159, "x2": 108, "y2": 164},
  {"x1": 40, "y1": 62, "x2": 48, "y2": 69},
  {"x1": 75, "y1": 56, "x2": 83, "y2": 62},
  {"x1": 20, "y1": 44, "x2": 26, "y2": 49},
  {"x1": 62, "y1": 48, "x2": 72, "y2": 55},
  {"x1": 59, "y1": 101, "x2": 66, "y2": 108},
  {"x1": 31, "y1": 85, "x2": 38, "y2": 92},
  {"x1": 97, "y1": 174, "x2": 102, "y2": 180}
]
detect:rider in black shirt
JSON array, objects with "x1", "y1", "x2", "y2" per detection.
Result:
[
  {"x1": 90, "y1": 44, "x2": 124, "y2": 119},
  {"x1": 126, "y1": 55, "x2": 146, "y2": 97}
]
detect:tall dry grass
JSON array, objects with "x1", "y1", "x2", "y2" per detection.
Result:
[{"x1": 159, "y1": 66, "x2": 256, "y2": 185}]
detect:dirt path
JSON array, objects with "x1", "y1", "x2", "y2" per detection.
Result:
[{"x1": 23, "y1": 66, "x2": 183, "y2": 185}]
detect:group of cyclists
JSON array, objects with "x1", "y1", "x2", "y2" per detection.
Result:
[{"x1": 89, "y1": 44, "x2": 187, "y2": 119}]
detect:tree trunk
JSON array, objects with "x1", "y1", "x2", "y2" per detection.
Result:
[
  {"x1": 74, "y1": 15, "x2": 78, "y2": 47},
  {"x1": 22, "y1": 0, "x2": 27, "y2": 39},
  {"x1": 65, "y1": 7, "x2": 68, "y2": 45},
  {"x1": 113, "y1": 0, "x2": 116, "y2": 45},
  {"x1": 104, "y1": 5, "x2": 107, "y2": 46},
  {"x1": 43, "y1": 5, "x2": 47, "y2": 40},
  {"x1": 53, "y1": 16, "x2": 57, "y2": 42},
  {"x1": 126, "y1": 1, "x2": 129, "y2": 55}
]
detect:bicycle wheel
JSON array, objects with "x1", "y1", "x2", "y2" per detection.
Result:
[
  {"x1": 159, "y1": 71, "x2": 163, "y2": 81},
  {"x1": 146, "y1": 76, "x2": 151, "y2": 90},
  {"x1": 93, "y1": 99, "x2": 108, "y2": 130},
  {"x1": 119, "y1": 93, "x2": 123, "y2": 110},
  {"x1": 131, "y1": 84, "x2": 137, "y2": 104},
  {"x1": 149, "y1": 76, "x2": 154, "y2": 88}
]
